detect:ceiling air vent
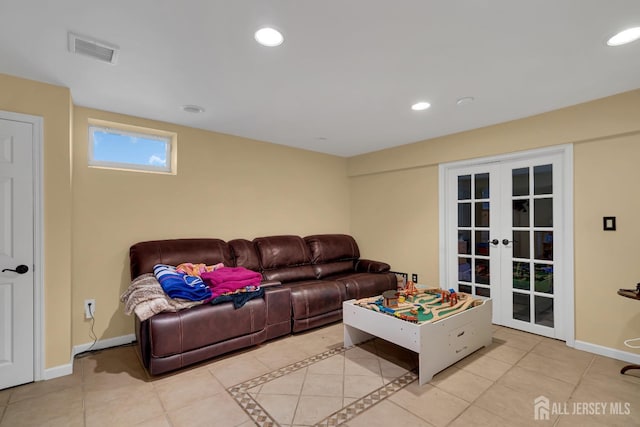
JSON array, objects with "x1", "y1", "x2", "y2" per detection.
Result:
[{"x1": 68, "y1": 32, "x2": 119, "y2": 64}]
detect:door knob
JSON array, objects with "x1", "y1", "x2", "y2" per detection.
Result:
[
  {"x1": 489, "y1": 239, "x2": 499, "y2": 245},
  {"x1": 2, "y1": 265, "x2": 29, "y2": 274},
  {"x1": 502, "y1": 239, "x2": 518, "y2": 245}
]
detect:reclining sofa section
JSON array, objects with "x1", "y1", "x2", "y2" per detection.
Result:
[{"x1": 129, "y1": 234, "x2": 396, "y2": 375}]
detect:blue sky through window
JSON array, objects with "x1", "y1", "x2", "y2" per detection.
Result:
[{"x1": 92, "y1": 129, "x2": 168, "y2": 168}]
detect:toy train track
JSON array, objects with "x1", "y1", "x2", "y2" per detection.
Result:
[{"x1": 354, "y1": 287, "x2": 480, "y2": 324}]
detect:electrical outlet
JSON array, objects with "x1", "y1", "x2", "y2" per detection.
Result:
[
  {"x1": 412, "y1": 273, "x2": 418, "y2": 283},
  {"x1": 84, "y1": 299, "x2": 96, "y2": 319}
]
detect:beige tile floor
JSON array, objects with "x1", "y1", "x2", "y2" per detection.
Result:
[{"x1": 0, "y1": 322, "x2": 639, "y2": 427}]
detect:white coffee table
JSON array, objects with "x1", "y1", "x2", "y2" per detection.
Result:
[{"x1": 343, "y1": 295, "x2": 492, "y2": 385}]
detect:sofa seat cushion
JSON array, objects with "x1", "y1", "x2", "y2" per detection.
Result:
[
  {"x1": 148, "y1": 298, "x2": 266, "y2": 358},
  {"x1": 332, "y1": 272, "x2": 397, "y2": 300},
  {"x1": 285, "y1": 280, "x2": 347, "y2": 320}
]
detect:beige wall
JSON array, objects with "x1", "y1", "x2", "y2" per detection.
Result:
[
  {"x1": 350, "y1": 166, "x2": 440, "y2": 285},
  {"x1": 0, "y1": 73, "x2": 73, "y2": 368},
  {"x1": 3, "y1": 70, "x2": 640, "y2": 371},
  {"x1": 574, "y1": 133, "x2": 640, "y2": 350},
  {"x1": 71, "y1": 107, "x2": 350, "y2": 346},
  {"x1": 348, "y1": 89, "x2": 640, "y2": 353}
]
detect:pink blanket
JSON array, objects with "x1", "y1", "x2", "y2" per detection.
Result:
[{"x1": 201, "y1": 267, "x2": 262, "y2": 298}]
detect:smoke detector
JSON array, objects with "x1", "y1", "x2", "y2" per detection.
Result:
[{"x1": 68, "y1": 32, "x2": 119, "y2": 64}]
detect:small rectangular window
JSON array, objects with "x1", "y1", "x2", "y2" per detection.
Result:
[{"x1": 88, "y1": 120, "x2": 177, "y2": 174}]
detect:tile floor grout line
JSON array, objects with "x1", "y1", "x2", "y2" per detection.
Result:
[
  {"x1": 457, "y1": 344, "x2": 535, "y2": 426},
  {"x1": 564, "y1": 353, "x2": 597, "y2": 406},
  {"x1": 468, "y1": 334, "x2": 590, "y2": 427},
  {"x1": 290, "y1": 359, "x2": 312, "y2": 426},
  {"x1": 227, "y1": 345, "x2": 350, "y2": 427},
  {"x1": 227, "y1": 340, "x2": 418, "y2": 427},
  {"x1": 312, "y1": 371, "x2": 419, "y2": 427}
]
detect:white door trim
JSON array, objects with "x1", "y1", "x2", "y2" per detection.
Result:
[
  {"x1": 0, "y1": 110, "x2": 44, "y2": 381},
  {"x1": 438, "y1": 145, "x2": 574, "y2": 346}
]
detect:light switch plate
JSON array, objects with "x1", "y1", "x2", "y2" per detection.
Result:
[{"x1": 603, "y1": 216, "x2": 616, "y2": 231}]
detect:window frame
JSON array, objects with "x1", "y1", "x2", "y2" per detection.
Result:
[{"x1": 88, "y1": 119, "x2": 177, "y2": 174}]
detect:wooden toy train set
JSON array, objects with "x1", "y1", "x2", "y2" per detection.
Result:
[{"x1": 353, "y1": 281, "x2": 482, "y2": 324}]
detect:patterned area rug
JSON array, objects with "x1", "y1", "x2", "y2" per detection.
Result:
[{"x1": 227, "y1": 341, "x2": 418, "y2": 426}]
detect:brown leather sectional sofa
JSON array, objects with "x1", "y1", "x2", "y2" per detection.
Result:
[{"x1": 129, "y1": 234, "x2": 397, "y2": 375}]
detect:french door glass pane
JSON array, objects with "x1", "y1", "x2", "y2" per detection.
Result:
[
  {"x1": 513, "y1": 293, "x2": 530, "y2": 322},
  {"x1": 513, "y1": 231, "x2": 530, "y2": 258},
  {"x1": 512, "y1": 167, "x2": 529, "y2": 196},
  {"x1": 458, "y1": 203, "x2": 471, "y2": 227},
  {"x1": 475, "y1": 202, "x2": 490, "y2": 227},
  {"x1": 475, "y1": 173, "x2": 489, "y2": 198},
  {"x1": 475, "y1": 259, "x2": 490, "y2": 284},
  {"x1": 534, "y1": 264, "x2": 553, "y2": 293},
  {"x1": 458, "y1": 258, "x2": 471, "y2": 282},
  {"x1": 513, "y1": 200, "x2": 529, "y2": 227},
  {"x1": 476, "y1": 286, "x2": 490, "y2": 297},
  {"x1": 475, "y1": 230, "x2": 489, "y2": 255},
  {"x1": 534, "y1": 165, "x2": 553, "y2": 195},
  {"x1": 458, "y1": 175, "x2": 471, "y2": 200},
  {"x1": 534, "y1": 198, "x2": 553, "y2": 227},
  {"x1": 459, "y1": 284, "x2": 472, "y2": 294},
  {"x1": 534, "y1": 231, "x2": 553, "y2": 260},
  {"x1": 535, "y1": 296, "x2": 554, "y2": 327},
  {"x1": 513, "y1": 261, "x2": 530, "y2": 290},
  {"x1": 458, "y1": 231, "x2": 471, "y2": 254}
]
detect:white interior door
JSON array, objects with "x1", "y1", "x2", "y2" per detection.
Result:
[
  {"x1": 0, "y1": 117, "x2": 35, "y2": 389},
  {"x1": 443, "y1": 148, "x2": 571, "y2": 340}
]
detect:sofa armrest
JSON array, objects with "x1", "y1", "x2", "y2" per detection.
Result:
[
  {"x1": 355, "y1": 259, "x2": 391, "y2": 273},
  {"x1": 264, "y1": 286, "x2": 290, "y2": 318},
  {"x1": 263, "y1": 285, "x2": 291, "y2": 339},
  {"x1": 261, "y1": 280, "x2": 282, "y2": 288}
]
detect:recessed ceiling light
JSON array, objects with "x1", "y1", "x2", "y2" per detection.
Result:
[
  {"x1": 255, "y1": 27, "x2": 284, "y2": 47},
  {"x1": 411, "y1": 101, "x2": 431, "y2": 111},
  {"x1": 606, "y1": 27, "x2": 640, "y2": 46},
  {"x1": 456, "y1": 97, "x2": 475, "y2": 106},
  {"x1": 181, "y1": 105, "x2": 205, "y2": 113}
]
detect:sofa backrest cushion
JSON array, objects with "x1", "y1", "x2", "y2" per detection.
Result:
[
  {"x1": 254, "y1": 235, "x2": 316, "y2": 282},
  {"x1": 129, "y1": 239, "x2": 233, "y2": 279},
  {"x1": 228, "y1": 239, "x2": 261, "y2": 271},
  {"x1": 304, "y1": 234, "x2": 360, "y2": 278}
]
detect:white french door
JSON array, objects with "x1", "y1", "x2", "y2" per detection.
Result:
[{"x1": 441, "y1": 147, "x2": 573, "y2": 340}]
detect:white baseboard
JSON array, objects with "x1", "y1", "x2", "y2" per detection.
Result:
[
  {"x1": 574, "y1": 340, "x2": 640, "y2": 365},
  {"x1": 43, "y1": 363, "x2": 73, "y2": 380},
  {"x1": 72, "y1": 333, "x2": 136, "y2": 358},
  {"x1": 40, "y1": 336, "x2": 640, "y2": 381},
  {"x1": 42, "y1": 334, "x2": 137, "y2": 381}
]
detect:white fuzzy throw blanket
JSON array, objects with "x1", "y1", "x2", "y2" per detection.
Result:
[{"x1": 120, "y1": 273, "x2": 204, "y2": 321}]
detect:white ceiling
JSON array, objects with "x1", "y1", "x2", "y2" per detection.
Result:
[{"x1": 1, "y1": 1, "x2": 639, "y2": 157}]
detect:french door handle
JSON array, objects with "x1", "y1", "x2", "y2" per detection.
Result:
[
  {"x1": 502, "y1": 239, "x2": 518, "y2": 245},
  {"x1": 2, "y1": 264, "x2": 29, "y2": 274},
  {"x1": 489, "y1": 239, "x2": 499, "y2": 245}
]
